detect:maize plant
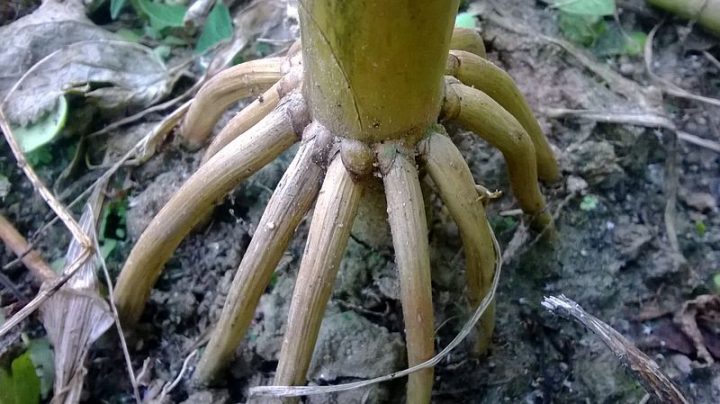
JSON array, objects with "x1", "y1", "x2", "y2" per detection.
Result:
[{"x1": 113, "y1": 1, "x2": 559, "y2": 402}]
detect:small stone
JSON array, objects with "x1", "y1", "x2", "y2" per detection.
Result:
[
  {"x1": 565, "y1": 141, "x2": 624, "y2": 188},
  {"x1": 682, "y1": 192, "x2": 717, "y2": 213},
  {"x1": 566, "y1": 175, "x2": 588, "y2": 194},
  {"x1": 645, "y1": 163, "x2": 664, "y2": 187},
  {"x1": 309, "y1": 311, "x2": 404, "y2": 381},
  {"x1": 712, "y1": 375, "x2": 720, "y2": 398},
  {"x1": 127, "y1": 170, "x2": 189, "y2": 240},
  {"x1": 252, "y1": 275, "x2": 295, "y2": 361},
  {"x1": 670, "y1": 354, "x2": 693, "y2": 377},
  {"x1": 646, "y1": 249, "x2": 685, "y2": 280},
  {"x1": 619, "y1": 63, "x2": 634, "y2": 75},
  {"x1": 613, "y1": 224, "x2": 652, "y2": 260},
  {"x1": 180, "y1": 389, "x2": 230, "y2": 404},
  {"x1": 0, "y1": 174, "x2": 9, "y2": 200}
]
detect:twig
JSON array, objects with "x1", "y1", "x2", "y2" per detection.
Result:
[
  {"x1": 184, "y1": 0, "x2": 216, "y2": 29},
  {"x1": 502, "y1": 191, "x2": 578, "y2": 265},
  {"x1": 703, "y1": 50, "x2": 720, "y2": 70},
  {"x1": 541, "y1": 108, "x2": 720, "y2": 153},
  {"x1": 488, "y1": 9, "x2": 720, "y2": 116},
  {"x1": 249, "y1": 222, "x2": 503, "y2": 398},
  {"x1": 662, "y1": 128, "x2": 682, "y2": 256},
  {"x1": 2, "y1": 99, "x2": 191, "y2": 272},
  {"x1": 135, "y1": 99, "x2": 193, "y2": 163},
  {"x1": 0, "y1": 248, "x2": 92, "y2": 337},
  {"x1": 0, "y1": 107, "x2": 91, "y2": 250},
  {"x1": 541, "y1": 107, "x2": 689, "y2": 260},
  {"x1": 0, "y1": 271, "x2": 23, "y2": 301},
  {"x1": 0, "y1": 213, "x2": 56, "y2": 282},
  {"x1": 93, "y1": 220, "x2": 142, "y2": 404},
  {"x1": 485, "y1": 11, "x2": 649, "y2": 106},
  {"x1": 41, "y1": 195, "x2": 111, "y2": 404},
  {"x1": 644, "y1": 22, "x2": 720, "y2": 108},
  {"x1": 542, "y1": 295, "x2": 689, "y2": 404},
  {"x1": 0, "y1": 37, "x2": 204, "y2": 266},
  {"x1": 87, "y1": 83, "x2": 199, "y2": 140},
  {"x1": 160, "y1": 350, "x2": 198, "y2": 400},
  {"x1": 0, "y1": 42, "x2": 184, "y2": 250}
]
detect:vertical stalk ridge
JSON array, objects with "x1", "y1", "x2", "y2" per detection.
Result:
[{"x1": 299, "y1": 0, "x2": 460, "y2": 141}]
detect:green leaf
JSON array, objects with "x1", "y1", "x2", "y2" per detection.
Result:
[
  {"x1": 132, "y1": 0, "x2": 187, "y2": 31},
  {"x1": 255, "y1": 42, "x2": 272, "y2": 57},
  {"x1": 99, "y1": 198, "x2": 128, "y2": 243},
  {"x1": 713, "y1": 273, "x2": 720, "y2": 293},
  {"x1": 0, "y1": 352, "x2": 41, "y2": 404},
  {"x1": 580, "y1": 195, "x2": 599, "y2": 211},
  {"x1": 162, "y1": 35, "x2": 188, "y2": 46},
  {"x1": 12, "y1": 95, "x2": 68, "y2": 154},
  {"x1": 559, "y1": 12, "x2": 606, "y2": 46},
  {"x1": 153, "y1": 44, "x2": 172, "y2": 60},
  {"x1": 50, "y1": 257, "x2": 65, "y2": 274},
  {"x1": 116, "y1": 28, "x2": 143, "y2": 43},
  {"x1": 100, "y1": 238, "x2": 119, "y2": 260},
  {"x1": 490, "y1": 216, "x2": 517, "y2": 234},
  {"x1": 455, "y1": 12, "x2": 476, "y2": 29},
  {"x1": 553, "y1": 0, "x2": 615, "y2": 16},
  {"x1": 195, "y1": 2, "x2": 233, "y2": 53},
  {"x1": 26, "y1": 339, "x2": 54, "y2": 399},
  {"x1": 623, "y1": 31, "x2": 646, "y2": 55},
  {"x1": 25, "y1": 146, "x2": 53, "y2": 168},
  {"x1": 110, "y1": 0, "x2": 128, "y2": 19},
  {"x1": 593, "y1": 26, "x2": 646, "y2": 56}
]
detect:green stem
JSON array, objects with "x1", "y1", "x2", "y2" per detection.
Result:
[{"x1": 299, "y1": 0, "x2": 460, "y2": 142}]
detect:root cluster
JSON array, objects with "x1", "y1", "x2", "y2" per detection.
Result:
[{"x1": 113, "y1": 28, "x2": 559, "y2": 402}]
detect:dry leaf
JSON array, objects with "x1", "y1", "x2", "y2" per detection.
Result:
[
  {"x1": 673, "y1": 294, "x2": 720, "y2": 365},
  {"x1": 0, "y1": 0, "x2": 174, "y2": 126},
  {"x1": 40, "y1": 204, "x2": 113, "y2": 404},
  {"x1": 206, "y1": 0, "x2": 292, "y2": 76}
]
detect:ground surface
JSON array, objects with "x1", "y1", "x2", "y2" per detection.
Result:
[{"x1": 1, "y1": 0, "x2": 720, "y2": 403}]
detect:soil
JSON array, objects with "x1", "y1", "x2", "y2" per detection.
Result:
[{"x1": 2, "y1": 0, "x2": 720, "y2": 403}]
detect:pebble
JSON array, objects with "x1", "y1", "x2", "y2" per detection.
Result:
[{"x1": 683, "y1": 192, "x2": 717, "y2": 212}]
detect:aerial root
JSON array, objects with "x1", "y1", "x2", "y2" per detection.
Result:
[
  {"x1": 442, "y1": 79, "x2": 553, "y2": 231},
  {"x1": 446, "y1": 50, "x2": 559, "y2": 182},
  {"x1": 194, "y1": 123, "x2": 330, "y2": 384},
  {"x1": 379, "y1": 143, "x2": 435, "y2": 404},
  {"x1": 273, "y1": 154, "x2": 363, "y2": 404},
  {"x1": 202, "y1": 71, "x2": 302, "y2": 162},
  {"x1": 181, "y1": 57, "x2": 285, "y2": 149},
  {"x1": 450, "y1": 27, "x2": 487, "y2": 58},
  {"x1": 419, "y1": 131, "x2": 496, "y2": 354},
  {"x1": 114, "y1": 93, "x2": 309, "y2": 325}
]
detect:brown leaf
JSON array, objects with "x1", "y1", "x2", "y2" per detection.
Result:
[
  {"x1": 0, "y1": 0, "x2": 174, "y2": 126},
  {"x1": 40, "y1": 204, "x2": 113, "y2": 404},
  {"x1": 673, "y1": 294, "x2": 720, "y2": 365}
]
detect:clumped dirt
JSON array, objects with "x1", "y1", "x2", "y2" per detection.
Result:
[{"x1": 2, "y1": 0, "x2": 720, "y2": 403}]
